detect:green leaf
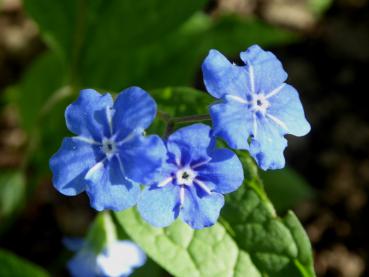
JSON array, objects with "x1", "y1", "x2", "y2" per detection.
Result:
[
  {"x1": 9, "y1": 51, "x2": 66, "y2": 132},
  {"x1": 147, "y1": 87, "x2": 212, "y2": 135},
  {"x1": 112, "y1": 212, "x2": 167, "y2": 277},
  {"x1": 24, "y1": 0, "x2": 207, "y2": 85},
  {"x1": 308, "y1": 0, "x2": 333, "y2": 15},
  {"x1": 79, "y1": 0, "x2": 208, "y2": 86},
  {"x1": 0, "y1": 249, "x2": 49, "y2": 277},
  {"x1": 151, "y1": 87, "x2": 212, "y2": 117},
  {"x1": 222, "y1": 153, "x2": 315, "y2": 276},
  {"x1": 112, "y1": 13, "x2": 297, "y2": 88},
  {"x1": 0, "y1": 171, "x2": 25, "y2": 225},
  {"x1": 5, "y1": 51, "x2": 71, "y2": 178},
  {"x1": 198, "y1": 14, "x2": 297, "y2": 54},
  {"x1": 130, "y1": 258, "x2": 166, "y2": 277},
  {"x1": 260, "y1": 167, "x2": 315, "y2": 213},
  {"x1": 114, "y1": 87, "x2": 315, "y2": 276},
  {"x1": 85, "y1": 212, "x2": 117, "y2": 253},
  {"x1": 116, "y1": 209, "x2": 263, "y2": 277},
  {"x1": 24, "y1": 0, "x2": 295, "y2": 90}
]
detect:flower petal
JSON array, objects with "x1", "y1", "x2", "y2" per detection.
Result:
[
  {"x1": 113, "y1": 87, "x2": 156, "y2": 140},
  {"x1": 197, "y1": 148, "x2": 244, "y2": 194},
  {"x1": 209, "y1": 102, "x2": 252, "y2": 150},
  {"x1": 119, "y1": 134, "x2": 166, "y2": 184},
  {"x1": 267, "y1": 84, "x2": 311, "y2": 137},
  {"x1": 250, "y1": 116, "x2": 288, "y2": 170},
  {"x1": 97, "y1": 241, "x2": 146, "y2": 277},
  {"x1": 202, "y1": 49, "x2": 249, "y2": 99},
  {"x1": 68, "y1": 250, "x2": 98, "y2": 277},
  {"x1": 240, "y1": 45, "x2": 287, "y2": 94},
  {"x1": 181, "y1": 187, "x2": 224, "y2": 229},
  {"x1": 85, "y1": 156, "x2": 140, "y2": 211},
  {"x1": 166, "y1": 124, "x2": 214, "y2": 166},
  {"x1": 137, "y1": 185, "x2": 179, "y2": 228},
  {"x1": 49, "y1": 137, "x2": 102, "y2": 196},
  {"x1": 63, "y1": 237, "x2": 85, "y2": 252},
  {"x1": 65, "y1": 89, "x2": 113, "y2": 140}
]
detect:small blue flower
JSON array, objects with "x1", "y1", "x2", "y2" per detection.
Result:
[
  {"x1": 50, "y1": 87, "x2": 166, "y2": 211},
  {"x1": 65, "y1": 238, "x2": 146, "y2": 277},
  {"x1": 137, "y1": 124, "x2": 244, "y2": 229},
  {"x1": 202, "y1": 45, "x2": 311, "y2": 170}
]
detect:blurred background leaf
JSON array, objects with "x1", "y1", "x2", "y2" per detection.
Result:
[
  {"x1": 260, "y1": 167, "x2": 315, "y2": 213},
  {"x1": 23, "y1": 0, "x2": 296, "y2": 90},
  {"x1": 0, "y1": 170, "x2": 25, "y2": 230},
  {"x1": 83, "y1": 212, "x2": 114, "y2": 254},
  {"x1": 309, "y1": 0, "x2": 333, "y2": 15},
  {"x1": 151, "y1": 87, "x2": 212, "y2": 117},
  {"x1": 0, "y1": 248, "x2": 49, "y2": 277},
  {"x1": 10, "y1": 51, "x2": 66, "y2": 133},
  {"x1": 130, "y1": 258, "x2": 164, "y2": 277},
  {"x1": 124, "y1": 13, "x2": 296, "y2": 88},
  {"x1": 23, "y1": 0, "x2": 208, "y2": 61},
  {"x1": 23, "y1": 0, "x2": 208, "y2": 87},
  {"x1": 147, "y1": 87, "x2": 213, "y2": 135}
]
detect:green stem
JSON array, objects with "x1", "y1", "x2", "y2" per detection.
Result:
[
  {"x1": 157, "y1": 110, "x2": 171, "y2": 123},
  {"x1": 164, "y1": 121, "x2": 175, "y2": 138},
  {"x1": 171, "y1": 114, "x2": 211, "y2": 124},
  {"x1": 103, "y1": 211, "x2": 117, "y2": 245},
  {"x1": 157, "y1": 112, "x2": 211, "y2": 138}
]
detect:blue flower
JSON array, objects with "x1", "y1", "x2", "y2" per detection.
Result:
[
  {"x1": 202, "y1": 45, "x2": 311, "y2": 170},
  {"x1": 65, "y1": 238, "x2": 146, "y2": 277},
  {"x1": 49, "y1": 87, "x2": 166, "y2": 211},
  {"x1": 137, "y1": 124, "x2": 244, "y2": 229}
]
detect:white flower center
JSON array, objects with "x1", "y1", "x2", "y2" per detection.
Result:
[
  {"x1": 102, "y1": 138, "x2": 117, "y2": 157},
  {"x1": 251, "y1": 94, "x2": 270, "y2": 114},
  {"x1": 176, "y1": 167, "x2": 196, "y2": 186}
]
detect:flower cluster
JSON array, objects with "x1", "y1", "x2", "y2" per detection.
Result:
[{"x1": 50, "y1": 45, "x2": 310, "y2": 230}]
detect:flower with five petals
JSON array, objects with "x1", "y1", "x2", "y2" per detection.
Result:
[
  {"x1": 137, "y1": 124, "x2": 244, "y2": 229},
  {"x1": 202, "y1": 45, "x2": 311, "y2": 170},
  {"x1": 49, "y1": 87, "x2": 166, "y2": 211}
]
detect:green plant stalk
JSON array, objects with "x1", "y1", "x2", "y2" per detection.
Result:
[{"x1": 157, "y1": 111, "x2": 211, "y2": 138}]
